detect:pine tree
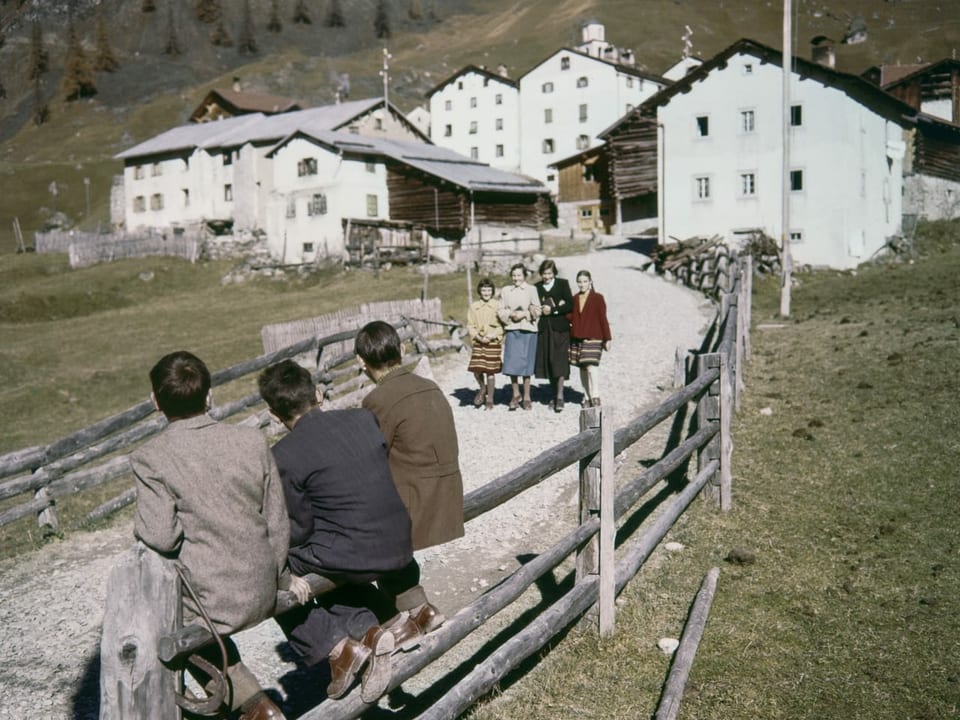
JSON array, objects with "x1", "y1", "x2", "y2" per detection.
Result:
[
  {"x1": 408, "y1": 0, "x2": 422, "y2": 20},
  {"x1": 237, "y1": 0, "x2": 257, "y2": 53},
  {"x1": 267, "y1": 0, "x2": 282, "y2": 32},
  {"x1": 195, "y1": 0, "x2": 221, "y2": 24},
  {"x1": 28, "y1": 21, "x2": 49, "y2": 81},
  {"x1": 63, "y1": 15, "x2": 97, "y2": 100},
  {"x1": 293, "y1": 0, "x2": 312, "y2": 25},
  {"x1": 163, "y1": 4, "x2": 183, "y2": 56},
  {"x1": 210, "y1": 19, "x2": 233, "y2": 47},
  {"x1": 142, "y1": 0, "x2": 156, "y2": 11},
  {"x1": 324, "y1": 0, "x2": 343, "y2": 27},
  {"x1": 0, "y1": 78, "x2": 6, "y2": 101},
  {"x1": 94, "y1": 6, "x2": 120, "y2": 72},
  {"x1": 374, "y1": 0, "x2": 390, "y2": 39},
  {"x1": 33, "y1": 77, "x2": 50, "y2": 125}
]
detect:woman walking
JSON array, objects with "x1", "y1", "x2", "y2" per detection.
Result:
[
  {"x1": 466, "y1": 278, "x2": 504, "y2": 410},
  {"x1": 534, "y1": 258, "x2": 573, "y2": 412},
  {"x1": 567, "y1": 269, "x2": 612, "y2": 407},
  {"x1": 498, "y1": 263, "x2": 541, "y2": 411}
]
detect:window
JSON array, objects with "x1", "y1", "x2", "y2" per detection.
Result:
[
  {"x1": 626, "y1": 77, "x2": 634, "y2": 88},
  {"x1": 365, "y1": 161, "x2": 376, "y2": 173},
  {"x1": 182, "y1": 189, "x2": 190, "y2": 207},
  {"x1": 546, "y1": 173, "x2": 556, "y2": 182},
  {"x1": 696, "y1": 115, "x2": 709, "y2": 137},
  {"x1": 298, "y1": 157, "x2": 318, "y2": 176},
  {"x1": 790, "y1": 230, "x2": 804, "y2": 244},
  {"x1": 303, "y1": 242, "x2": 315, "y2": 253},
  {"x1": 542, "y1": 138, "x2": 555, "y2": 154},
  {"x1": 579, "y1": 104, "x2": 588, "y2": 122},
  {"x1": 740, "y1": 109, "x2": 755, "y2": 133},
  {"x1": 791, "y1": 104, "x2": 803, "y2": 127},
  {"x1": 542, "y1": 81, "x2": 554, "y2": 93},
  {"x1": 286, "y1": 199, "x2": 296, "y2": 218},
  {"x1": 739, "y1": 172, "x2": 756, "y2": 197},
  {"x1": 224, "y1": 184, "x2": 233, "y2": 202},
  {"x1": 495, "y1": 94, "x2": 503, "y2": 105},
  {"x1": 470, "y1": 147, "x2": 478, "y2": 159},
  {"x1": 150, "y1": 193, "x2": 164, "y2": 210},
  {"x1": 576, "y1": 134, "x2": 590, "y2": 150},
  {"x1": 495, "y1": 118, "x2": 503, "y2": 131},
  {"x1": 576, "y1": 76, "x2": 589, "y2": 88},
  {"x1": 366, "y1": 194, "x2": 379, "y2": 217},
  {"x1": 790, "y1": 169, "x2": 804, "y2": 191},
  {"x1": 152, "y1": 162, "x2": 162, "y2": 176},
  {"x1": 349, "y1": 125, "x2": 359, "y2": 135},
  {"x1": 374, "y1": 118, "x2": 383, "y2": 130},
  {"x1": 743, "y1": 62, "x2": 754, "y2": 75},
  {"x1": 495, "y1": 144, "x2": 504, "y2": 157},
  {"x1": 133, "y1": 165, "x2": 144, "y2": 180},
  {"x1": 133, "y1": 195, "x2": 146, "y2": 212},
  {"x1": 469, "y1": 120, "x2": 478, "y2": 134},
  {"x1": 445, "y1": 99, "x2": 452, "y2": 111},
  {"x1": 625, "y1": 103, "x2": 634, "y2": 114},
  {"x1": 222, "y1": 152, "x2": 232, "y2": 167},
  {"x1": 444, "y1": 124, "x2": 452, "y2": 137},
  {"x1": 544, "y1": 108, "x2": 553, "y2": 124},
  {"x1": 560, "y1": 56, "x2": 570, "y2": 70},
  {"x1": 308, "y1": 193, "x2": 327, "y2": 216},
  {"x1": 470, "y1": 96, "x2": 477, "y2": 108},
  {"x1": 695, "y1": 176, "x2": 711, "y2": 200},
  {"x1": 483, "y1": 78, "x2": 489, "y2": 87},
  {"x1": 457, "y1": 81, "x2": 463, "y2": 90}
]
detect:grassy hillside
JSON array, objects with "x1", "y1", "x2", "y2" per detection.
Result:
[{"x1": 1, "y1": 0, "x2": 957, "y2": 251}]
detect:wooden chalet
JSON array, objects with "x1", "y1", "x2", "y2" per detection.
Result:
[
  {"x1": 911, "y1": 113, "x2": 960, "y2": 185},
  {"x1": 595, "y1": 108, "x2": 659, "y2": 227},
  {"x1": 549, "y1": 145, "x2": 615, "y2": 232},
  {"x1": 880, "y1": 59, "x2": 960, "y2": 125},
  {"x1": 190, "y1": 87, "x2": 307, "y2": 123}
]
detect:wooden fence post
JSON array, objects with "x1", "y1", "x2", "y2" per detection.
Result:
[
  {"x1": 719, "y1": 348, "x2": 733, "y2": 512},
  {"x1": 576, "y1": 407, "x2": 601, "y2": 582},
  {"x1": 100, "y1": 543, "x2": 181, "y2": 720},
  {"x1": 598, "y1": 405, "x2": 615, "y2": 637},
  {"x1": 696, "y1": 354, "x2": 721, "y2": 506}
]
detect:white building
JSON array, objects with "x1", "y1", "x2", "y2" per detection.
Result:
[
  {"x1": 626, "y1": 39, "x2": 915, "y2": 270},
  {"x1": 426, "y1": 65, "x2": 521, "y2": 173}
]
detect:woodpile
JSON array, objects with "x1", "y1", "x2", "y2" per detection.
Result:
[{"x1": 654, "y1": 234, "x2": 780, "y2": 293}]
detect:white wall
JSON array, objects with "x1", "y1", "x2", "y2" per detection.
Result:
[
  {"x1": 122, "y1": 153, "x2": 200, "y2": 230},
  {"x1": 659, "y1": 52, "x2": 904, "y2": 270},
  {"x1": 904, "y1": 173, "x2": 960, "y2": 220},
  {"x1": 429, "y1": 71, "x2": 520, "y2": 172}
]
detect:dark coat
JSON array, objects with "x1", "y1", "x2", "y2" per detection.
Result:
[
  {"x1": 270, "y1": 407, "x2": 413, "y2": 575},
  {"x1": 535, "y1": 277, "x2": 573, "y2": 379},
  {"x1": 535, "y1": 277, "x2": 573, "y2": 332},
  {"x1": 362, "y1": 366, "x2": 465, "y2": 550},
  {"x1": 131, "y1": 414, "x2": 290, "y2": 635}
]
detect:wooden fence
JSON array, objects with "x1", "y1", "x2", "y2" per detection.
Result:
[
  {"x1": 0, "y1": 303, "x2": 456, "y2": 535},
  {"x1": 34, "y1": 229, "x2": 204, "y2": 267},
  {"x1": 98, "y1": 255, "x2": 752, "y2": 719}
]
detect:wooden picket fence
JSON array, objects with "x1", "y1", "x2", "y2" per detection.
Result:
[
  {"x1": 98, "y1": 255, "x2": 752, "y2": 719},
  {"x1": 34, "y1": 229, "x2": 205, "y2": 267}
]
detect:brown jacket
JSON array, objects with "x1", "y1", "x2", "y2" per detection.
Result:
[{"x1": 362, "y1": 366, "x2": 465, "y2": 550}]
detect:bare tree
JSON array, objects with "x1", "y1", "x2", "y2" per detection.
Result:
[
  {"x1": 195, "y1": 0, "x2": 221, "y2": 23},
  {"x1": 267, "y1": 0, "x2": 282, "y2": 32},
  {"x1": 374, "y1": 0, "x2": 390, "y2": 39},
  {"x1": 63, "y1": 14, "x2": 97, "y2": 100},
  {"x1": 94, "y1": 5, "x2": 120, "y2": 72},
  {"x1": 324, "y1": 0, "x2": 344, "y2": 27},
  {"x1": 237, "y1": 0, "x2": 257, "y2": 53},
  {"x1": 293, "y1": 0, "x2": 312, "y2": 25},
  {"x1": 163, "y1": 4, "x2": 183, "y2": 56},
  {"x1": 28, "y1": 21, "x2": 49, "y2": 81},
  {"x1": 408, "y1": 0, "x2": 422, "y2": 20}
]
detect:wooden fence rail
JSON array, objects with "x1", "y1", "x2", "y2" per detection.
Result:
[{"x1": 99, "y1": 255, "x2": 751, "y2": 719}]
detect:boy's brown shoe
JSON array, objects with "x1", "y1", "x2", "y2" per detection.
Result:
[
  {"x1": 326, "y1": 637, "x2": 370, "y2": 699},
  {"x1": 237, "y1": 691, "x2": 286, "y2": 720},
  {"x1": 359, "y1": 625, "x2": 394, "y2": 703}
]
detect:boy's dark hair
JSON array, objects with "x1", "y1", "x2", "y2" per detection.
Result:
[
  {"x1": 149, "y1": 351, "x2": 211, "y2": 420},
  {"x1": 538, "y1": 258, "x2": 558, "y2": 276},
  {"x1": 477, "y1": 278, "x2": 495, "y2": 294},
  {"x1": 258, "y1": 359, "x2": 318, "y2": 423},
  {"x1": 355, "y1": 320, "x2": 402, "y2": 370}
]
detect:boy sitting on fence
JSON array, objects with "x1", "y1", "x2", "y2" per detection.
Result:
[
  {"x1": 259, "y1": 360, "x2": 446, "y2": 703},
  {"x1": 131, "y1": 351, "x2": 290, "y2": 720}
]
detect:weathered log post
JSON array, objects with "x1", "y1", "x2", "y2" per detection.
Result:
[
  {"x1": 696, "y1": 353, "x2": 721, "y2": 506},
  {"x1": 597, "y1": 405, "x2": 615, "y2": 637},
  {"x1": 576, "y1": 407, "x2": 601, "y2": 582},
  {"x1": 100, "y1": 543, "x2": 181, "y2": 720}
]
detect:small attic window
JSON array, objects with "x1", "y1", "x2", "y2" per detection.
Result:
[
  {"x1": 743, "y1": 62, "x2": 754, "y2": 75},
  {"x1": 561, "y1": 56, "x2": 571, "y2": 70}
]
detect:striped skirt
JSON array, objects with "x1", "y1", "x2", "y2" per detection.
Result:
[
  {"x1": 467, "y1": 340, "x2": 503, "y2": 374},
  {"x1": 568, "y1": 338, "x2": 604, "y2": 367}
]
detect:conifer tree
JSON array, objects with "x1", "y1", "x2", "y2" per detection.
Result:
[
  {"x1": 28, "y1": 21, "x2": 49, "y2": 81},
  {"x1": 374, "y1": 0, "x2": 390, "y2": 39},
  {"x1": 237, "y1": 0, "x2": 257, "y2": 53},
  {"x1": 293, "y1": 0, "x2": 312, "y2": 25},
  {"x1": 267, "y1": 0, "x2": 282, "y2": 32},
  {"x1": 142, "y1": 0, "x2": 156, "y2": 11},
  {"x1": 210, "y1": 18, "x2": 233, "y2": 47},
  {"x1": 63, "y1": 15, "x2": 97, "y2": 100},
  {"x1": 408, "y1": 0, "x2": 422, "y2": 20},
  {"x1": 196, "y1": 0, "x2": 221, "y2": 24},
  {"x1": 33, "y1": 77, "x2": 50, "y2": 125},
  {"x1": 324, "y1": 0, "x2": 344, "y2": 27},
  {"x1": 163, "y1": 4, "x2": 183, "y2": 55},
  {"x1": 0, "y1": 78, "x2": 6, "y2": 101},
  {"x1": 94, "y1": 6, "x2": 120, "y2": 72}
]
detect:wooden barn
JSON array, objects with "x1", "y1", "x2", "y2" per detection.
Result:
[
  {"x1": 596, "y1": 110, "x2": 659, "y2": 232},
  {"x1": 549, "y1": 145, "x2": 615, "y2": 233}
]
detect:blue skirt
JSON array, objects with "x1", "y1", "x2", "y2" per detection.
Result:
[{"x1": 502, "y1": 330, "x2": 537, "y2": 376}]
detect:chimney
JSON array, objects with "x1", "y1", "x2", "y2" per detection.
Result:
[
  {"x1": 497, "y1": 63, "x2": 508, "y2": 78},
  {"x1": 232, "y1": 76, "x2": 242, "y2": 92},
  {"x1": 810, "y1": 36, "x2": 835, "y2": 68}
]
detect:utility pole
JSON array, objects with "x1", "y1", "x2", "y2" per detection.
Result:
[{"x1": 780, "y1": 0, "x2": 793, "y2": 318}]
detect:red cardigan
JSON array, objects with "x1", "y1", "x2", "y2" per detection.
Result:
[{"x1": 567, "y1": 291, "x2": 611, "y2": 341}]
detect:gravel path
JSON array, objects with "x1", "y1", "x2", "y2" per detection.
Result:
[{"x1": 0, "y1": 246, "x2": 714, "y2": 719}]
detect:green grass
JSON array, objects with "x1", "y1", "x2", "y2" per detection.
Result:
[{"x1": 467, "y1": 219, "x2": 960, "y2": 719}]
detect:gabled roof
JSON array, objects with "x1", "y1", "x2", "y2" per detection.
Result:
[
  {"x1": 425, "y1": 64, "x2": 518, "y2": 99},
  {"x1": 599, "y1": 38, "x2": 917, "y2": 140},
  {"x1": 518, "y1": 46, "x2": 671, "y2": 86},
  {"x1": 548, "y1": 143, "x2": 605, "y2": 170},
  {"x1": 881, "y1": 58, "x2": 960, "y2": 91},
  {"x1": 190, "y1": 88, "x2": 307, "y2": 122},
  {"x1": 115, "y1": 98, "x2": 429, "y2": 160},
  {"x1": 266, "y1": 130, "x2": 548, "y2": 195}
]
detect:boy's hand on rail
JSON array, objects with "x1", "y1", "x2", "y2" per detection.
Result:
[{"x1": 289, "y1": 574, "x2": 312, "y2": 604}]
